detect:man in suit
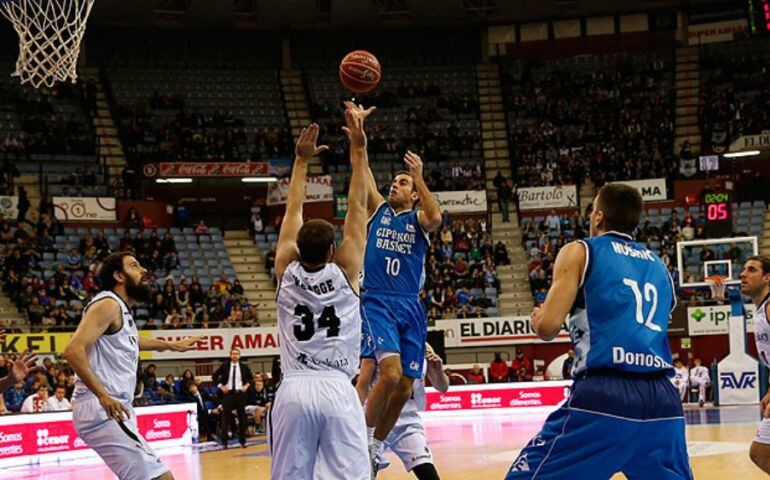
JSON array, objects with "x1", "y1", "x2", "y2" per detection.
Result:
[
  {"x1": 212, "y1": 348, "x2": 252, "y2": 448},
  {"x1": 185, "y1": 379, "x2": 215, "y2": 442}
]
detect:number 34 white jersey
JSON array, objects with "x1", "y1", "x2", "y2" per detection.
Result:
[{"x1": 277, "y1": 261, "x2": 361, "y2": 379}]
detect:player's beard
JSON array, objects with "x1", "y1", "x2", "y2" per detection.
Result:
[{"x1": 124, "y1": 274, "x2": 151, "y2": 303}]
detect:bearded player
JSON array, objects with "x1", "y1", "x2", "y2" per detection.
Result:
[{"x1": 64, "y1": 252, "x2": 200, "y2": 480}]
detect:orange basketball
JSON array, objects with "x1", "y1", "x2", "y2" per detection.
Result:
[{"x1": 339, "y1": 50, "x2": 381, "y2": 93}]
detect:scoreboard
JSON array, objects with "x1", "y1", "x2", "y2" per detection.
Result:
[{"x1": 703, "y1": 191, "x2": 733, "y2": 238}]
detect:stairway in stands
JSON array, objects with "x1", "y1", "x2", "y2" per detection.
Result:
[
  {"x1": 81, "y1": 67, "x2": 127, "y2": 187},
  {"x1": 0, "y1": 293, "x2": 27, "y2": 330},
  {"x1": 476, "y1": 63, "x2": 533, "y2": 317},
  {"x1": 280, "y1": 69, "x2": 323, "y2": 176},
  {"x1": 223, "y1": 230, "x2": 277, "y2": 324},
  {"x1": 674, "y1": 46, "x2": 701, "y2": 156}
]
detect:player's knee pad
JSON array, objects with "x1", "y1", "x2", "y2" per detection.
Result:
[{"x1": 412, "y1": 462, "x2": 440, "y2": 480}]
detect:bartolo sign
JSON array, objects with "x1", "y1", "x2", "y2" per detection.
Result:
[{"x1": 517, "y1": 185, "x2": 577, "y2": 211}]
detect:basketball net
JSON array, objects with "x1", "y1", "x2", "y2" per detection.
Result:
[
  {"x1": 705, "y1": 275, "x2": 727, "y2": 301},
  {"x1": 1, "y1": 0, "x2": 94, "y2": 88}
]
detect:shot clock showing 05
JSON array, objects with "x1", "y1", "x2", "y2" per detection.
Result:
[{"x1": 703, "y1": 191, "x2": 733, "y2": 238}]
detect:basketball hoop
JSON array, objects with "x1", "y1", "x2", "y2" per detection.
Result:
[
  {"x1": 1, "y1": 0, "x2": 94, "y2": 88},
  {"x1": 705, "y1": 275, "x2": 727, "y2": 301}
]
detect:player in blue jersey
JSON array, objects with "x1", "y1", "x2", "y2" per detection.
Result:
[
  {"x1": 506, "y1": 183, "x2": 693, "y2": 480},
  {"x1": 344, "y1": 102, "x2": 442, "y2": 478}
]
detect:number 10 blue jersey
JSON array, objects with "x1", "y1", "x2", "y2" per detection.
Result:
[
  {"x1": 362, "y1": 202, "x2": 429, "y2": 295},
  {"x1": 569, "y1": 231, "x2": 677, "y2": 376}
]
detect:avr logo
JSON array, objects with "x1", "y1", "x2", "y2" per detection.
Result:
[{"x1": 720, "y1": 371, "x2": 757, "y2": 389}]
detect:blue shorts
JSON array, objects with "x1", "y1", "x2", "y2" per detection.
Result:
[
  {"x1": 360, "y1": 290, "x2": 427, "y2": 379},
  {"x1": 506, "y1": 371, "x2": 693, "y2": 480}
]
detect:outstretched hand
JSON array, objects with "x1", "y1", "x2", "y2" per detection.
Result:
[
  {"x1": 295, "y1": 123, "x2": 329, "y2": 160},
  {"x1": 169, "y1": 336, "x2": 203, "y2": 352},
  {"x1": 404, "y1": 150, "x2": 424, "y2": 180},
  {"x1": 10, "y1": 350, "x2": 39, "y2": 384},
  {"x1": 341, "y1": 101, "x2": 376, "y2": 150}
]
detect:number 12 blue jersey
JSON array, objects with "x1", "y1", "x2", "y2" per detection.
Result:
[
  {"x1": 363, "y1": 202, "x2": 429, "y2": 295},
  {"x1": 569, "y1": 231, "x2": 676, "y2": 376}
]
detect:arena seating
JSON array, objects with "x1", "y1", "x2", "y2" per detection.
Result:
[
  {"x1": 1, "y1": 218, "x2": 248, "y2": 331},
  {"x1": 107, "y1": 63, "x2": 291, "y2": 164},
  {"x1": 501, "y1": 51, "x2": 675, "y2": 188},
  {"x1": 699, "y1": 37, "x2": 770, "y2": 150},
  {"x1": 304, "y1": 60, "x2": 483, "y2": 192},
  {"x1": 521, "y1": 201, "x2": 765, "y2": 299}
]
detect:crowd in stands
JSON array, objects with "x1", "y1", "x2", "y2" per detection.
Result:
[
  {"x1": 0, "y1": 213, "x2": 258, "y2": 332},
  {"x1": 422, "y1": 217, "x2": 510, "y2": 324},
  {"x1": 503, "y1": 55, "x2": 675, "y2": 189},
  {"x1": 699, "y1": 50, "x2": 770, "y2": 150},
  {"x1": 0, "y1": 81, "x2": 96, "y2": 160},
  {"x1": 522, "y1": 209, "x2": 589, "y2": 303},
  {"x1": 116, "y1": 95, "x2": 293, "y2": 165},
  {"x1": 0, "y1": 356, "x2": 275, "y2": 440},
  {"x1": 443, "y1": 349, "x2": 536, "y2": 385},
  {"x1": 0, "y1": 355, "x2": 76, "y2": 414},
  {"x1": 313, "y1": 83, "x2": 479, "y2": 161},
  {"x1": 520, "y1": 201, "x2": 758, "y2": 301},
  {"x1": 312, "y1": 80, "x2": 482, "y2": 192}
]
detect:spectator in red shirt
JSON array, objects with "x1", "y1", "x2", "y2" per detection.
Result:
[
  {"x1": 489, "y1": 353, "x2": 509, "y2": 383},
  {"x1": 194, "y1": 219, "x2": 209, "y2": 235},
  {"x1": 467, "y1": 364, "x2": 485, "y2": 384},
  {"x1": 510, "y1": 348, "x2": 532, "y2": 377}
]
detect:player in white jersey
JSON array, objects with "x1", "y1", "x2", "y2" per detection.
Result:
[
  {"x1": 357, "y1": 343, "x2": 449, "y2": 480},
  {"x1": 64, "y1": 252, "x2": 200, "y2": 480},
  {"x1": 671, "y1": 358, "x2": 689, "y2": 402},
  {"x1": 269, "y1": 107, "x2": 374, "y2": 479},
  {"x1": 689, "y1": 357, "x2": 710, "y2": 407},
  {"x1": 739, "y1": 255, "x2": 770, "y2": 473}
]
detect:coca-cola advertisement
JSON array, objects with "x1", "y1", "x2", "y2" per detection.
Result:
[
  {"x1": 151, "y1": 162, "x2": 270, "y2": 177},
  {"x1": 0, "y1": 403, "x2": 195, "y2": 468},
  {"x1": 424, "y1": 381, "x2": 571, "y2": 414}
]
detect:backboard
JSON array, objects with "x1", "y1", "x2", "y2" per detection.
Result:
[{"x1": 676, "y1": 236, "x2": 758, "y2": 288}]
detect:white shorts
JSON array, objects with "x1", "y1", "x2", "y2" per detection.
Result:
[
  {"x1": 73, "y1": 395, "x2": 168, "y2": 480},
  {"x1": 378, "y1": 420, "x2": 433, "y2": 472},
  {"x1": 268, "y1": 372, "x2": 368, "y2": 480},
  {"x1": 755, "y1": 417, "x2": 770, "y2": 444}
]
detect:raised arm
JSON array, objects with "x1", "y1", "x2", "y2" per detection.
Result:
[
  {"x1": 404, "y1": 151, "x2": 442, "y2": 232},
  {"x1": 138, "y1": 336, "x2": 201, "y2": 352},
  {"x1": 63, "y1": 299, "x2": 130, "y2": 421},
  {"x1": 274, "y1": 124, "x2": 329, "y2": 280},
  {"x1": 335, "y1": 103, "x2": 376, "y2": 287},
  {"x1": 530, "y1": 241, "x2": 585, "y2": 341},
  {"x1": 344, "y1": 101, "x2": 383, "y2": 216}
]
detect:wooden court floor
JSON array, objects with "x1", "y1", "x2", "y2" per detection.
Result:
[{"x1": 3, "y1": 406, "x2": 766, "y2": 479}]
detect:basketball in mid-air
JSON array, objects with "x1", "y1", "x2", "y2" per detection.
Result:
[{"x1": 339, "y1": 50, "x2": 381, "y2": 93}]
